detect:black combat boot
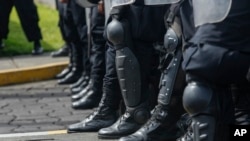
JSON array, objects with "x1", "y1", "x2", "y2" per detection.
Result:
[
  {"x1": 55, "y1": 44, "x2": 73, "y2": 79},
  {"x1": 120, "y1": 63, "x2": 186, "y2": 141},
  {"x1": 70, "y1": 72, "x2": 90, "y2": 89},
  {"x1": 58, "y1": 42, "x2": 83, "y2": 85},
  {"x1": 70, "y1": 75, "x2": 90, "y2": 95},
  {"x1": 32, "y1": 40, "x2": 43, "y2": 55},
  {"x1": 51, "y1": 43, "x2": 70, "y2": 57},
  {"x1": 71, "y1": 80, "x2": 92, "y2": 101},
  {"x1": 68, "y1": 86, "x2": 121, "y2": 132},
  {"x1": 231, "y1": 84, "x2": 250, "y2": 125},
  {"x1": 98, "y1": 102, "x2": 150, "y2": 139},
  {"x1": 71, "y1": 79, "x2": 103, "y2": 109}
]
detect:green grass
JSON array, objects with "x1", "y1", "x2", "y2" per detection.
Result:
[{"x1": 0, "y1": 3, "x2": 64, "y2": 56}]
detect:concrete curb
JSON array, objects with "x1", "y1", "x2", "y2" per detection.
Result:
[{"x1": 0, "y1": 62, "x2": 68, "y2": 86}]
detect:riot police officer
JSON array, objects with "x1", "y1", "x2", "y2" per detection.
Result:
[
  {"x1": 67, "y1": 0, "x2": 167, "y2": 137},
  {"x1": 119, "y1": 0, "x2": 195, "y2": 140},
  {"x1": 0, "y1": 0, "x2": 43, "y2": 55},
  {"x1": 177, "y1": 0, "x2": 250, "y2": 140},
  {"x1": 96, "y1": 1, "x2": 168, "y2": 139}
]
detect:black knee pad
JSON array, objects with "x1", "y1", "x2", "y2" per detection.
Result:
[
  {"x1": 106, "y1": 19, "x2": 124, "y2": 46},
  {"x1": 183, "y1": 82, "x2": 214, "y2": 115},
  {"x1": 106, "y1": 18, "x2": 133, "y2": 49}
]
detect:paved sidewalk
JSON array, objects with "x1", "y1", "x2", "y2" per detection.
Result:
[
  {"x1": 0, "y1": 53, "x2": 69, "y2": 86},
  {"x1": 0, "y1": 80, "x2": 117, "y2": 141},
  {"x1": 0, "y1": 53, "x2": 68, "y2": 71}
]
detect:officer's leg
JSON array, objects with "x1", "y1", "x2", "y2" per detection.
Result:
[
  {"x1": 67, "y1": 1, "x2": 92, "y2": 94},
  {"x1": 71, "y1": 6, "x2": 106, "y2": 109},
  {"x1": 120, "y1": 50, "x2": 186, "y2": 141},
  {"x1": 58, "y1": 0, "x2": 86, "y2": 85},
  {"x1": 68, "y1": 44, "x2": 121, "y2": 132},
  {"x1": 51, "y1": 0, "x2": 70, "y2": 57},
  {"x1": 14, "y1": 0, "x2": 43, "y2": 54},
  {"x1": 178, "y1": 44, "x2": 240, "y2": 141},
  {"x1": 65, "y1": 0, "x2": 89, "y2": 92},
  {"x1": 58, "y1": 42, "x2": 84, "y2": 85},
  {"x1": 55, "y1": 44, "x2": 74, "y2": 79},
  {"x1": 232, "y1": 84, "x2": 250, "y2": 125},
  {"x1": 178, "y1": 79, "x2": 232, "y2": 141},
  {"x1": 0, "y1": 0, "x2": 13, "y2": 48},
  {"x1": 98, "y1": 16, "x2": 150, "y2": 139},
  {"x1": 54, "y1": 1, "x2": 74, "y2": 79}
]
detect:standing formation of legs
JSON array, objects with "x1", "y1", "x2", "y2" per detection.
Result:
[{"x1": 53, "y1": 0, "x2": 250, "y2": 141}]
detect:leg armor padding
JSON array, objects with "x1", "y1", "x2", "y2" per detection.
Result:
[
  {"x1": 107, "y1": 18, "x2": 141, "y2": 107},
  {"x1": 158, "y1": 48, "x2": 185, "y2": 106},
  {"x1": 126, "y1": 102, "x2": 150, "y2": 124},
  {"x1": 106, "y1": 18, "x2": 133, "y2": 50},
  {"x1": 183, "y1": 82, "x2": 214, "y2": 115},
  {"x1": 106, "y1": 18, "x2": 124, "y2": 47},
  {"x1": 182, "y1": 82, "x2": 216, "y2": 141},
  {"x1": 116, "y1": 47, "x2": 141, "y2": 107}
]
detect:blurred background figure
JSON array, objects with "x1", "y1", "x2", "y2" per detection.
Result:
[{"x1": 0, "y1": 0, "x2": 44, "y2": 55}]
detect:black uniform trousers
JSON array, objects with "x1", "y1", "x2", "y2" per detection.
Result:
[
  {"x1": 62, "y1": 0, "x2": 90, "y2": 73},
  {"x1": 56, "y1": 0, "x2": 68, "y2": 42},
  {"x1": 0, "y1": 0, "x2": 42, "y2": 41},
  {"x1": 182, "y1": 44, "x2": 250, "y2": 85},
  {"x1": 89, "y1": 6, "x2": 106, "y2": 83}
]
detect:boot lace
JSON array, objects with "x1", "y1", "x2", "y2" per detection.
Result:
[
  {"x1": 176, "y1": 114, "x2": 193, "y2": 141},
  {"x1": 143, "y1": 105, "x2": 165, "y2": 130}
]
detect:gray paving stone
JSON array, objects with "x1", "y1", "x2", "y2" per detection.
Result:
[
  {"x1": 58, "y1": 114, "x2": 88, "y2": 123},
  {"x1": 57, "y1": 97, "x2": 72, "y2": 103},
  {"x1": 11, "y1": 119, "x2": 35, "y2": 125},
  {"x1": 9, "y1": 108, "x2": 31, "y2": 116},
  {"x1": 0, "y1": 80, "x2": 101, "y2": 136},
  {"x1": 0, "y1": 108, "x2": 12, "y2": 115},
  {"x1": 41, "y1": 103, "x2": 65, "y2": 110},
  {"x1": 1, "y1": 84, "x2": 32, "y2": 90},
  {"x1": 12, "y1": 125, "x2": 40, "y2": 133},
  {"x1": 63, "y1": 88, "x2": 71, "y2": 93},
  {"x1": 0, "y1": 115, "x2": 16, "y2": 123},
  {"x1": 0, "y1": 126, "x2": 19, "y2": 134},
  {"x1": 38, "y1": 124, "x2": 66, "y2": 131},
  {"x1": 48, "y1": 110, "x2": 72, "y2": 117},
  {"x1": 38, "y1": 97, "x2": 61, "y2": 104},
  {"x1": 71, "y1": 109, "x2": 94, "y2": 115},
  {"x1": 35, "y1": 117, "x2": 59, "y2": 124},
  {"x1": 44, "y1": 88, "x2": 66, "y2": 94},
  {"x1": 16, "y1": 115, "x2": 49, "y2": 120},
  {"x1": 29, "y1": 110, "x2": 50, "y2": 116},
  {"x1": 27, "y1": 89, "x2": 51, "y2": 95},
  {"x1": 0, "y1": 90, "x2": 18, "y2": 95},
  {"x1": 0, "y1": 102, "x2": 9, "y2": 108},
  {"x1": 16, "y1": 97, "x2": 40, "y2": 105},
  {"x1": 5, "y1": 106, "x2": 28, "y2": 114}
]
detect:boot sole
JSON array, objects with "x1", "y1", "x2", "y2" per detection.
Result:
[{"x1": 98, "y1": 134, "x2": 126, "y2": 139}]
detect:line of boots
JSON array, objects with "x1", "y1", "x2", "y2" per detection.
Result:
[{"x1": 56, "y1": 41, "x2": 89, "y2": 85}]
